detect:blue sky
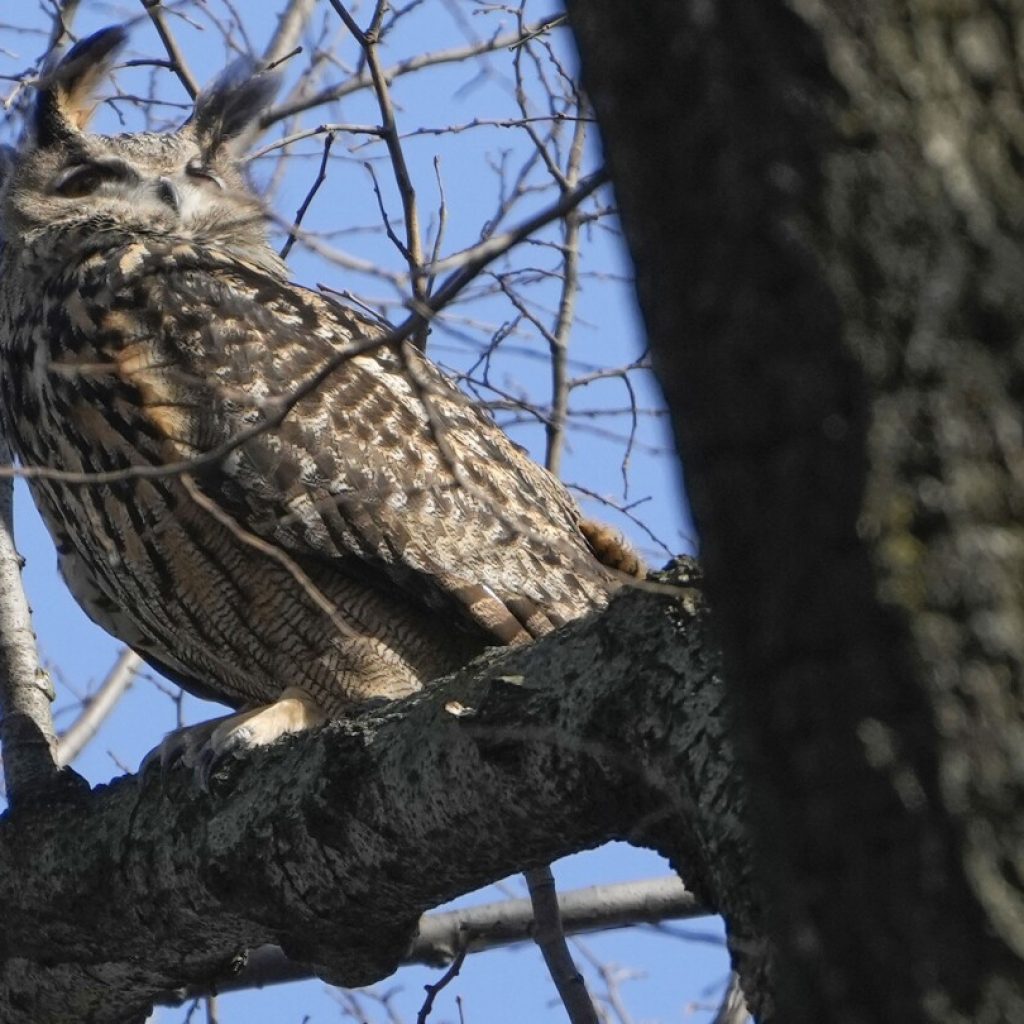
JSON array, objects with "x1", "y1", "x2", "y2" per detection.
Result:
[{"x1": 1, "y1": 3, "x2": 726, "y2": 1021}]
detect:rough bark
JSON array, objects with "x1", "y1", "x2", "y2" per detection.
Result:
[
  {"x1": 0, "y1": 438, "x2": 60, "y2": 807},
  {"x1": 568, "y1": 2, "x2": 1024, "y2": 1022},
  {"x1": 0, "y1": 561, "x2": 765, "y2": 1024}
]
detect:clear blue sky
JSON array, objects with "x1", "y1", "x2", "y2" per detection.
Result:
[{"x1": 1, "y1": 3, "x2": 726, "y2": 1021}]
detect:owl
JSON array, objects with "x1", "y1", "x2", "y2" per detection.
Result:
[{"x1": 0, "y1": 27, "x2": 642, "y2": 765}]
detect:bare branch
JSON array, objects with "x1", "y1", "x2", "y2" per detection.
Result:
[
  {"x1": 544, "y1": 109, "x2": 587, "y2": 476},
  {"x1": 1, "y1": 564, "x2": 766, "y2": 1023},
  {"x1": 262, "y1": 0, "x2": 317, "y2": 66},
  {"x1": 416, "y1": 950, "x2": 467, "y2": 1024},
  {"x1": 55, "y1": 648, "x2": 141, "y2": 768},
  {"x1": 139, "y1": 0, "x2": 199, "y2": 99},
  {"x1": 168, "y1": 874, "x2": 707, "y2": 998},
  {"x1": 248, "y1": 122, "x2": 383, "y2": 160},
  {"x1": 422, "y1": 169, "x2": 606, "y2": 281},
  {"x1": 279, "y1": 131, "x2": 334, "y2": 259},
  {"x1": 525, "y1": 864, "x2": 600, "y2": 1024},
  {"x1": 0, "y1": 438, "x2": 58, "y2": 806},
  {"x1": 261, "y1": 16, "x2": 567, "y2": 127},
  {"x1": 711, "y1": 973, "x2": 751, "y2": 1024},
  {"x1": 330, "y1": 0, "x2": 429, "y2": 347},
  {"x1": 46, "y1": 0, "x2": 81, "y2": 51},
  {"x1": 426, "y1": 155, "x2": 448, "y2": 295}
]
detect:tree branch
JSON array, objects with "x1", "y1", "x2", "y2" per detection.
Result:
[
  {"x1": 260, "y1": 17, "x2": 566, "y2": 128},
  {"x1": 0, "y1": 440, "x2": 58, "y2": 807},
  {"x1": 165, "y1": 876, "x2": 707, "y2": 999},
  {"x1": 139, "y1": 0, "x2": 199, "y2": 100},
  {"x1": 56, "y1": 649, "x2": 141, "y2": 769},
  {"x1": 262, "y1": 0, "x2": 317, "y2": 67},
  {"x1": 330, "y1": 0, "x2": 429, "y2": 347},
  {"x1": 0, "y1": 561, "x2": 767, "y2": 1024},
  {"x1": 524, "y1": 864, "x2": 599, "y2": 1024}
]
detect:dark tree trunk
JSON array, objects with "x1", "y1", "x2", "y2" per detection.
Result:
[{"x1": 568, "y1": 2, "x2": 1024, "y2": 1021}]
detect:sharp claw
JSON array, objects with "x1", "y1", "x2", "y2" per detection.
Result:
[
  {"x1": 139, "y1": 716, "x2": 227, "y2": 778},
  {"x1": 138, "y1": 691, "x2": 326, "y2": 784},
  {"x1": 195, "y1": 746, "x2": 217, "y2": 792}
]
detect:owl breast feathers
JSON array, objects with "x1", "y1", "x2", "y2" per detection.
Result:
[{"x1": 0, "y1": 27, "x2": 642, "y2": 757}]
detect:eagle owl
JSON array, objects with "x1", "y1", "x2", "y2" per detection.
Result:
[{"x1": 0, "y1": 27, "x2": 641, "y2": 761}]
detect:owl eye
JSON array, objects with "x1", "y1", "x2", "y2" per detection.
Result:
[
  {"x1": 185, "y1": 161, "x2": 225, "y2": 190},
  {"x1": 52, "y1": 161, "x2": 131, "y2": 198}
]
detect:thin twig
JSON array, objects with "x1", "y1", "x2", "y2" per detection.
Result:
[
  {"x1": 261, "y1": 16, "x2": 566, "y2": 127},
  {"x1": 280, "y1": 131, "x2": 334, "y2": 259},
  {"x1": 427, "y1": 155, "x2": 448, "y2": 297},
  {"x1": 331, "y1": 0, "x2": 429, "y2": 347},
  {"x1": 262, "y1": 0, "x2": 317, "y2": 66},
  {"x1": 248, "y1": 121, "x2": 383, "y2": 160},
  {"x1": 570, "y1": 938, "x2": 641, "y2": 1024},
  {"x1": 421, "y1": 168, "x2": 607, "y2": 280},
  {"x1": 416, "y1": 949, "x2": 467, "y2": 1024},
  {"x1": 46, "y1": 0, "x2": 81, "y2": 52},
  {"x1": 567, "y1": 484, "x2": 676, "y2": 562},
  {"x1": 179, "y1": 474, "x2": 359, "y2": 641}
]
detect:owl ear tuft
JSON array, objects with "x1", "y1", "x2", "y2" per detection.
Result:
[
  {"x1": 190, "y1": 58, "x2": 281, "y2": 157},
  {"x1": 33, "y1": 26, "x2": 128, "y2": 148}
]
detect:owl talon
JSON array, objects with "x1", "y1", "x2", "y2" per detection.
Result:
[
  {"x1": 141, "y1": 716, "x2": 223, "y2": 775},
  {"x1": 141, "y1": 688, "x2": 327, "y2": 783},
  {"x1": 193, "y1": 746, "x2": 219, "y2": 792}
]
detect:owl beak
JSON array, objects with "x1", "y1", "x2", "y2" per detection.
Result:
[{"x1": 155, "y1": 176, "x2": 182, "y2": 215}]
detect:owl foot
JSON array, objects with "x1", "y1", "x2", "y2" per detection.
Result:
[{"x1": 142, "y1": 687, "x2": 328, "y2": 787}]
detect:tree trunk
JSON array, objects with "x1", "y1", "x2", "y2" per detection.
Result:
[{"x1": 568, "y1": 2, "x2": 1024, "y2": 1021}]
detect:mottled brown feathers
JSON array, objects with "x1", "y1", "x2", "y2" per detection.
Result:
[{"x1": 0, "y1": 28, "x2": 640, "y2": 732}]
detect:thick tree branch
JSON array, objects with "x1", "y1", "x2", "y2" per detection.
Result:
[{"x1": 0, "y1": 562, "x2": 765, "y2": 1024}]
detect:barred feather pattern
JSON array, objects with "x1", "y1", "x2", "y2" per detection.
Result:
[{"x1": 0, "y1": 229, "x2": 626, "y2": 714}]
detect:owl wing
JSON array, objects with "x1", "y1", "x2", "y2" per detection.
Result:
[{"x1": 102, "y1": 242, "x2": 614, "y2": 644}]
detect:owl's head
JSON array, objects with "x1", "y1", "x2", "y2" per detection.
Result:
[{"x1": 0, "y1": 26, "x2": 283, "y2": 271}]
